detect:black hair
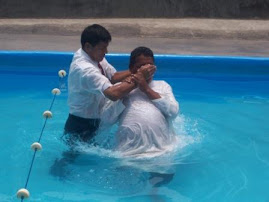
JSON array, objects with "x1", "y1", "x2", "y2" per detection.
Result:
[
  {"x1": 81, "y1": 24, "x2": 112, "y2": 48},
  {"x1": 129, "y1": 46, "x2": 154, "y2": 67}
]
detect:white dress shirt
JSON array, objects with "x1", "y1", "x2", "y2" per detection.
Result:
[
  {"x1": 68, "y1": 48, "x2": 116, "y2": 119},
  {"x1": 116, "y1": 80, "x2": 179, "y2": 157}
]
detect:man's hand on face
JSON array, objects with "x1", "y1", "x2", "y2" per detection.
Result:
[
  {"x1": 138, "y1": 64, "x2": 156, "y2": 80},
  {"x1": 131, "y1": 71, "x2": 149, "y2": 92}
]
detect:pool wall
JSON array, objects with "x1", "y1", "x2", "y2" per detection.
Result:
[{"x1": 1, "y1": 51, "x2": 269, "y2": 79}]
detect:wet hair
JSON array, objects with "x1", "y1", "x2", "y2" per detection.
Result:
[
  {"x1": 129, "y1": 46, "x2": 154, "y2": 67},
  {"x1": 81, "y1": 24, "x2": 111, "y2": 48}
]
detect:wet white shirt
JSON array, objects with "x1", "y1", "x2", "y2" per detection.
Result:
[
  {"x1": 68, "y1": 48, "x2": 116, "y2": 119},
  {"x1": 116, "y1": 80, "x2": 179, "y2": 157}
]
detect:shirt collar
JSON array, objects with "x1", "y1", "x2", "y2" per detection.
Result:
[{"x1": 78, "y1": 48, "x2": 99, "y2": 66}]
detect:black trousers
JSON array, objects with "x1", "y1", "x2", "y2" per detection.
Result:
[
  {"x1": 63, "y1": 114, "x2": 100, "y2": 144},
  {"x1": 50, "y1": 114, "x2": 100, "y2": 178}
]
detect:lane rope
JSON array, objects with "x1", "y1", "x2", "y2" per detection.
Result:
[{"x1": 16, "y1": 70, "x2": 67, "y2": 201}]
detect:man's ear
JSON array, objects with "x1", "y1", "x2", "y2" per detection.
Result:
[{"x1": 84, "y1": 42, "x2": 93, "y2": 54}]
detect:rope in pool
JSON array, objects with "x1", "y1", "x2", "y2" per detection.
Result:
[{"x1": 16, "y1": 70, "x2": 67, "y2": 201}]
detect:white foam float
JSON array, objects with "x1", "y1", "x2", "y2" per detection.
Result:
[
  {"x1": 43, "y1": 110, "x2": 52, "y2": 118},
  {"x1": 31, "y1": 142, "x2": 42, "y2": 151},
  {"x1": 16, "y1": 188, "x2": 30, "y2": 199},
  {"x1": 51, "y1": 88, "x2": 61, "y2": 95},
  {"x1": 58, "y1": 70, "x2": 67, "y2": 78}
]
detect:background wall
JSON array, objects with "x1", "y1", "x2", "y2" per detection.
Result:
[{"x1": 1, "y1": 0, "x2": 269, "y2": 19}]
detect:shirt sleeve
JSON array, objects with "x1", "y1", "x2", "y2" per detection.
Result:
[
  {"x1": 77, "y1": 63, "x2": 113, "y2": 95},
  {"x1": 151, "y1": 81, "x2": 179, "y2": 119},
  {"x1": 100, "y1": 98, "x2": 126, "y2": 126}
]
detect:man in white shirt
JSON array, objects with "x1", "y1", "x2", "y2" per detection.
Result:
[
  {"x1": 116, "y1": 46, "x2": 179, "y2": 158},
  {"x1": 51, "y1": 25, "x2": 155, "y2": 178},
  {"x1": 64, "y1": 24, "x2": 155, "y2": 145},
  {"x1": 109, "y1": 47, "x2": 179, "y2": 188}
]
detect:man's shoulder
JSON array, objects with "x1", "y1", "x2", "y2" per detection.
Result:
[
  {"x1": 150, "y1": 80, "x2": 172, "y2": 92},
  {"x1": 71, "y1": 52, "x2": 95, "y2": 70},
  {"x1": 152, "y1": 80, "x2": 170, "y2": 86},
  {"x1": 71, "y1": 59, "x2": 96, "y2": 73}
]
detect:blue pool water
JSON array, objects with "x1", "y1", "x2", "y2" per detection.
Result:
[{"x1": 0, "y1": 51, "x2": 269, "y2": 202}]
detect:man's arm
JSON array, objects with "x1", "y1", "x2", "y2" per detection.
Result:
[
  {"x1": 103, "y1": 77, "x2": 136, "y2": 101},
  {"x1": 133, "y1": 72, "x2": 179, "y2": 118},
  {"x1": 132, "y1": 71, "x2": 161, "y2": 100},
  {"x1": 151, "y1": 82, "x2": 179, "y2": 118},
  {"x1": 110, "y1": 63, "x2": 156, "y2": 84},
  {"x1": 110, "y1": 70, "x2": 131, "y2": 84},
  {"x1": 105, "y1": 65, "x2": 156, "y2": 101}
]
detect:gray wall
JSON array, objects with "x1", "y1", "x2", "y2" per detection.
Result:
[{"x1": 1, "y1": 0, "x2": 269, "y2": 19}]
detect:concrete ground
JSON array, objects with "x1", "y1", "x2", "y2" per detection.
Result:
[{"x1": 1, "y1": 18, "x2": 269, "y2": 57}]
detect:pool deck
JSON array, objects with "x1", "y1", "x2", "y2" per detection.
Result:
[{"x1": 1, "y1": 18, "x2": 269, "y2": 57}]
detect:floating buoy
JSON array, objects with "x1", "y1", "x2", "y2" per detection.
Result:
[
  {"x1": 58, "y1": 70, "x2": 67, "y2": 78},
  {"x1": 51, "y1": 88, "x2": 61, "y2": 95},
  {"x1": 43, "y1": 110, "x2": 52, "y2": 118},
  {"x1": 17, "y1": 188, "x2": 30, "y2": 199},
  {"x1": 31, "y1": 142, "x2": 42, "y2": 151}
]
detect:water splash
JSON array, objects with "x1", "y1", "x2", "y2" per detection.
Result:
[{"x1": 68, "y1": 114, "x2": 203, "y2": 175}]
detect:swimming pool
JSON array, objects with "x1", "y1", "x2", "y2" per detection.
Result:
[{"x1": 1, "y1": 51, "x2": 269, "y2": 201}]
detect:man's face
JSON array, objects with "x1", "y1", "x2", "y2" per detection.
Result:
[
  {"x1": 85, "y1": 41, "x2": 109, "y2": 62},
  {"x1": 130, "y1": 54, "x2": 154, "y2": 74}
]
